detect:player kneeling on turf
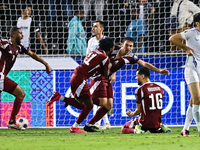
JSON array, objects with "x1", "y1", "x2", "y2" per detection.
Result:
[{"x1": 121, "y1": 67, "x2": 171, "y2": 134}]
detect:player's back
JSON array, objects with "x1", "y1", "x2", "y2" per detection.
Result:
[
  {"x1": 75, "y1": 48, "x2": 109, "y2": 79},
  {"x1": 136, "y1": 82, "x2": 163, "y2": 128}
]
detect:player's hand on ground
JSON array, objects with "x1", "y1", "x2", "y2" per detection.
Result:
[
  {"x1": 126, "y1": 110, "x2": 134, "y2": 117},
  {"x1": 45, "y1": 63, "x2": 52, "y2": 74},
  {"x1": 160, "y1": 68, "x2": 169, "y2": 75}
]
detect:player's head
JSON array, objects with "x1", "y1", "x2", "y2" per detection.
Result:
[
  {"x1": 92, "y1": 21, "x2": 105, "y2": 36},
  {"x1": 131, "y1": 4, "x2": 140, "y2": 20},
  {"x1": 193, "y1": 13, "x2": 200, "y2": 27},
  {"x1": 73, "y1": 6, "x2": 84, "y2": 20},
  {"x1": 21, "y1": 4, "x2": 32, "y2": 17},
  {"x1": 10, "y1": 27, "x2": 23, "y2": 45},
  {"x1": 99, "y1": 37, "x2": 114, "y2": 54},
  {"x1": 120, "y1": 37, "x2": 135, "y2": 55},
  {"x1": 135, "y1": 67, "x2": 150, "y2": 85}
]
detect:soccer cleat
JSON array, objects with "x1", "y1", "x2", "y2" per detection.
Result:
[
  {"x1": 181, "y1": 130, "x2": 190, "y2": 137},
  {"x1": 70, "y1": 127, "x2": 87, "y2": 133},
  {"x1": 47, "y1": 91, "x2": 61, "y2": 106},
  {"x1": 134, "y1": 125, "x2": 145, "y2": 134},
  {"x1": 161, "y1": 124, "x2": 172, "y2": 133},
  {"x1": 101, "y1": 123, "x2": 111, "y2": 130},
  {"x1": 7, "y1": 122, "x2": 25, "y2": 131},
  {"x1": 107, "y1": 108, "x2": 114, "y2": 117},
  {"x1": 84, "y1": 125, "x2": 100, "y2": 132},
  {"x1": 93, "y1": 122, "x2": 101, "y2": 129}
]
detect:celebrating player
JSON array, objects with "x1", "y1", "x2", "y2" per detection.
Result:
[
  {"x1": 83, "y1": 37, "x2": 169, "y2": 132},
  {"x1": 0, "y1": 27, "x2": 52, "y2": 130},
  {"x1": 121, "y1": 67, "x2": 171, "y2": 134},
  {"x1": 47, "y1": 37, "x2": 114, "y2": 133},
  {"x1": 169, "y1": 12, "x2": 200, "y2": 137},
  {"x1": 85, "y1": 20, "x2": 113, "y2": 129}
]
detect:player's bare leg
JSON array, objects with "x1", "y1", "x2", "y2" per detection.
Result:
[
  {"x1": 7, "y1": 85, "x2": 26, "y2": 130},
  {"x1": 188, "y1": 82, "x2": 200, "y2": 136}
]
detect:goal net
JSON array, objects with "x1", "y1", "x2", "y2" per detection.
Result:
[{"x1": 0, "y1": 0, "x2": 197, "y2": 128}]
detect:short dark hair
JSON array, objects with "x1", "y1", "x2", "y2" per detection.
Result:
[
  {"x1": 96, "y1": 21, "x2": 105, "y2": 28},
  {"x1": 73, "y1": 5, "x2": 84, "y2": 15},
  {"x1": 10, "y1": 27, "x2": 20, "y2": 37},
  {"x1": 136, "y1": 67, "x2": 150, "y2": 78},
  {"x1": 193, "y1": 13, "x2": 200, "y2": 23},
  {"x1": 99, "y1": 37, "x2": 114, "y2": 52},
  {"x1": 21, "y1": 4, "x2": 31, "y2": 10},
  {"x1": 122, "y1": 37, "x2": 135, "y2": 44}
]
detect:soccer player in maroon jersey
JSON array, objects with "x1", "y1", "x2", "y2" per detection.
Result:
[
  {"x1": 0, "y1": 27, "x2": 52, "y2": 130},
  {"x1": 83, "y1": 37, "x2": 169, "y2": 132},
  {"x1": 121, "y1": 67, "x2": 171, "y2": 134},
  {"x1": 47, "y1": 37, "x2": 114, "y2": 133}
]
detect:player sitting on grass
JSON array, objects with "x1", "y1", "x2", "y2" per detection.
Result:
[
  {"x1": 83, "y1": 37, "x2": 169, "y2": 132},
  {"x1": 121, "y1": 67, "x2": 171, "y2": 134}
]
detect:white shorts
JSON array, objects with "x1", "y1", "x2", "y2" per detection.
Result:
[{"x1": 184, "y1": 66, "x2": 200, "y2": 85}]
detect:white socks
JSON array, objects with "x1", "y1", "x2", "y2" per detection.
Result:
[
  {"x1": 72, "y1": 122, "x2": 79, "y2": 128},
  {"x1": 192, "y1": 104, "x2": 200, "y2": 132},
  {"x1": 60, "y1": 95, "x2": 65, "y2": 101},
  {"x1": 103, "y1": 114, "x2": 109, "y2": 124},
  {"x1": 183, "y1": 105, "x2": 193, "y2": 131}
]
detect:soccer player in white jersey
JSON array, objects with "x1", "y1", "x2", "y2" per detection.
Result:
[
  {"x1": 17, "y1": 5, "x2": 48, "y2": 54},
  {"x1": 169, "y1": 12, "x2": 200, "y2": 137},
  {"x1": 86, "y1": 21, "x2": 112, "y2": 129}
]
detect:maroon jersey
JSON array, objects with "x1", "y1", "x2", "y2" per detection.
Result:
[
  {"x1": 109, "y1": 46, "x2": 139, "y2": 73},
  {"x1": 135, "y1": 82, "x2": 163, "y2": 128},
  {"x1": 74, "y1": 48, "x2": 110, "y2": 80},
  {"x1": 0, "y1": 39, "x2": 29, "y2": 76}
]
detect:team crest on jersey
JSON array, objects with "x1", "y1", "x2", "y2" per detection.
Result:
[
  {"x1": 115, "y1": 60, "x2": 119, "y2": 65},
  {"x1": 195, "y1": 35, "x2": 200, "y2": 41}
]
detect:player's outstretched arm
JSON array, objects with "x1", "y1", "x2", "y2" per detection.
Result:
[
  {"x1": 137, "y1": 59, "x2": 169, "y2": 75},
  {"x1": 27, "y1": 50, "x2": 52, "y2": 74}
]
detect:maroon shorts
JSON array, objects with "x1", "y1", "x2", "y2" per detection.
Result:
[
  {"x1": 70, "y1": 73, "x2": 91, "y2": 100},
  {"x1": 90, "y1": 79, "x2": 113, "y2": 98},
  {"x1": 123, "y1": 118, "x2": 139, "y2": 129},
  {"x1": 1, "y1": 76, "x2": 18, "y2": 94}
]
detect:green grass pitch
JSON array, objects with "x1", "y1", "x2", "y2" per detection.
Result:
[{"x1": 0, "y1": 127, "x2": 200, "y2": 150}]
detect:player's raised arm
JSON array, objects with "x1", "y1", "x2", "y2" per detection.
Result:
[
  {"x1": 137, "y1": 59, "x2": 169, "y2": 75},
  {"x1": 27, "y1": 50, "x2": 52, "y2": 74}
]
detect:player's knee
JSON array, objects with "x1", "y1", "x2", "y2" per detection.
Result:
[{"x1": 20, "y1": 90, "x2": 26, "y2": 99}]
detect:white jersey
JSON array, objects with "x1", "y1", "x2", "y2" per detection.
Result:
[
  {"x1": 86, "y1": 35, "x2": 106, "y2": 55},
  {"x1": 17, "y1": 17, "x2": 32, "y2": 48},
  {"x1": 181, "y1": 28, "x2": 200, "y2": 68}
]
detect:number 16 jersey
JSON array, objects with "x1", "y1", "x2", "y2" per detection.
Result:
[{"x1": 135, "y1": 82, "x2": 164, "y2": 129}]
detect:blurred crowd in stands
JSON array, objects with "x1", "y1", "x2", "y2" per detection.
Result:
[{"x1": 0, "y1": 0, "x2": 199, "y2": 55}]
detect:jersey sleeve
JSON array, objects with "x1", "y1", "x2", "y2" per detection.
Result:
[
  {"x1": 180, "y1": 29, "x2": 193, "y2": 41},
  {"x1": 86, "y1": 39, "x2": 92, "y2": 55},
  {"x1": 135, "y1": 87, "x2": 142, "y2": 104},
  {"x1": 20, "y1": 43, "x2": 30, "y2": 54},
  {"x1": 0, "y1": 39, "x2": 9, "y2": 50},
  {"x1": 110, "y1": 53, "x2": 139, "y2": 73},
  {"x1": 102, "y1": 55, "x2": 110, "y2": 73}
]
